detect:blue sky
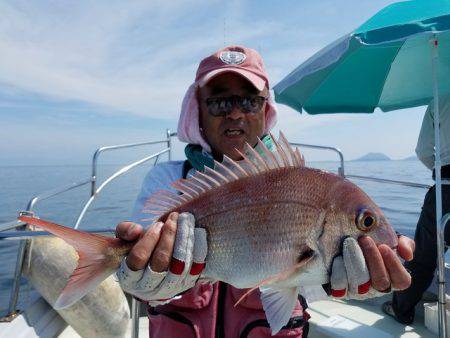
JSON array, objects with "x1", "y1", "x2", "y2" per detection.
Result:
[{"x1": 0, "y1": 0, "x2": 427, "y2": 165}]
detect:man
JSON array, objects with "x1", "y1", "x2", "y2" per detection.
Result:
[
  {"x1": 383, "y1": 95, "x2": 450, "y2": 324},
  {"x1": 116, "y1": 46, "x2": 414, "y2": 337}
]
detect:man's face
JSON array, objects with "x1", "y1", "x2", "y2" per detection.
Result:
[{"x1": 198, "y1": 72, "x2": 268, "y2": 160}]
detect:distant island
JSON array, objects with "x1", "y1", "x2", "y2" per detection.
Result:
[{"x1": 353, "y1": 152, "x2": 391, "y2": 161}]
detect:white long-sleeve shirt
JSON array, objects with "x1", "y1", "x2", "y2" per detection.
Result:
[{"x1": 415, "y1": 94, "x2": 450, "y2": 170}]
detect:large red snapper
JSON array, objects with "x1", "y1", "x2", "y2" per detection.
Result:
[{"x1": 18, "y1": 132, "x2": 397, "y2": 335}]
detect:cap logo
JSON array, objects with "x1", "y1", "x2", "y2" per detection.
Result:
[{"x1": 219, "y1": 51, "x2": 246, "y2": 65}]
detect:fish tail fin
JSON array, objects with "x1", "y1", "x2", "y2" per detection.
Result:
[{"x1": 19, "y1": 216, "x2": 121, "y2": 309}]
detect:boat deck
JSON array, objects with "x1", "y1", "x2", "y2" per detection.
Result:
[
  {"x1": 55, "y1": 294, "x2": 436, "y2": 338},
  {"x1": 307, "y1": 294, "x2": 434, "y2": 337}
]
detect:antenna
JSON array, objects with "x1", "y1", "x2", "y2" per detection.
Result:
[{"x1": 223, "y1": 17, "x2": 226, "y2": 47}]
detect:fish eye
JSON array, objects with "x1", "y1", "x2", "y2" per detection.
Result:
[{"x1": 356, "y1": 209, "x2": 377, "y2": 232}]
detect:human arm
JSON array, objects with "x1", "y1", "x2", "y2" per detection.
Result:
[{"x1": 415, "y1": 105, "x2": 435, "y2": 170}]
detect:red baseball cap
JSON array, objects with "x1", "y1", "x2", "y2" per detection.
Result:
[
  {"x1": 195, "y1": 45, "x2": 269, "y2": 91},
  {"x1": 177, "y1": 45, "x2": 277, "y2": 152}
]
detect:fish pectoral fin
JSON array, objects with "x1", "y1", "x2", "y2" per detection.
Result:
[
  {"x1": 260, "y1": 286, "x2": 300, "y2": 335},
  {"x1": 234, "y1": 255, "x2": 314, "y2": 308},
  {"x1": 234, "y1": 285, "x2": 259, "y2": 307}
]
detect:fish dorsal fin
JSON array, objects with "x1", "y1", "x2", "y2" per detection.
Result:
[
  {"x1": 270, "y1": 132, "x2": 290, "y2": 167},
  {"x1": 222, "y1": 155, "x2": 249, "y2": 177},
  {"x1": 204, "y1": 165, "x2": 230, "y2": 184},
  {"x1": 279, "y1": 131, "x2": 296, "y2": 166},
  {"x1": 235, "y1": 132, "x2": 305, "y2": 173},
  {"x1": 260, "y1": 286, "x2": 300, "y2": 335},
  {"x1": 214, "y1": 159, "x2": 240, "y2": 181},
  {"x1": 141, "y1": 132, "x2": 306, "y2": 220},
  {"x1": 235, "y1": 148, "x2": 262, "y2": 174},
  {"x1": 183, "y1": 178, "x2": 207, "y2": 194},
  {"x1": 191, "y1": 173, "x2": 214, "y2": 190},
  {"x1": 171, "y1": 179, "x2": 199, "y2": 198},
  {"x1": 295, "y1": 148, "x2": 305, "y2": 166},
  {"x1": 142, "y1": 190, "x2": 187, "y2": 220},
  {"x1": 257, "y1": 138, "x2": 279, "y2": 169},
  {"x1": 244, "y1": 142, "x2": 270, "y2": 171}
]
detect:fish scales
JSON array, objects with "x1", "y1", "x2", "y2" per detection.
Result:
[{"x1": 157, "y1": 167, "x2": 343, "y2": 288}]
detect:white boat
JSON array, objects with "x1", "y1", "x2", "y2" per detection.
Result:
[{"x1": 0, "y1": 131, "x2": 446, "y2": 338}]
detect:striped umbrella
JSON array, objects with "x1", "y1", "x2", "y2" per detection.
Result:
[
  {"x1": 274, "y1": 0, "x2": 450, "y2": 114},
  {"x1": 274, "y1": 2, "x2": 450, "y2": 337}
]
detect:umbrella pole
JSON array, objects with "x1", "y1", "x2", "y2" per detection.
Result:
[{"x1": 431, "y1": 35, "x2": 447, "y2": 338}]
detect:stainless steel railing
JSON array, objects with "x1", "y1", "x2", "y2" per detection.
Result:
[
  {"x1": 290, "y1": 142, "x2": 345, "y2": 177},
  {"x1": 75, "y1": 147, "x2": 170, "y2": 229},
  {"x1": 291, "y1": 142, "x2": 431, "y2": 190},
  {"x1": 131, "y1": 297, "x2": 140, "y2": 338},
  {"x1": 90, "y1": 139, "x2": 172, "y2": 196},
  {"x1": 346, "y1": 174, "x2": 431, "y2": 190}
]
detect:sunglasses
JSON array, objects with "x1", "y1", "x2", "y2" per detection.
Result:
[{"x1": 204, "y1": 95, "x2": 267, "y2": 117}]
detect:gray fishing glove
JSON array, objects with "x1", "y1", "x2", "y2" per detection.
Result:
[
  {"x1": 330, "y1": 237, "x2": 387, "y2": 300},
  {"x1": 117, "y1": 213, "x2": 208, "y2": 306}
]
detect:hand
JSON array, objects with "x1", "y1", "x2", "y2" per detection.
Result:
[
  {"x1": 115, "y1": 212, "x2": 207, "y2": 305},
  {"x1": 359, "y1": 235, "x2": 414, "y2": 292},
  {"x1": 329, "y1": 235, "x2": 414, "y2": 299}
]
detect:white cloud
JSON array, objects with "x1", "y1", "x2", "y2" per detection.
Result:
[
  {"x1": 0, "y1": 0, "x2": 284, "y2": 119},
  {"x1": 0, "y1": 0, "x2": 383, "y2": 117},
  {"x1": 0, "y1": 0, "x2": 427, "y2": 163}
]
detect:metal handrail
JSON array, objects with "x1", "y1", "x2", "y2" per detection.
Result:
[
  {"x1": 290, "y1": 142, "x2": 345, "y2": 177},
  {"x1": 0, "y1": 220, "x2": 27, "y2": 233},
  {"x1": 91, "y1": 140, "x2": 168, "y2": 196},
  {"x1": 28, "y1": 178, "x2": 94, "y2": 212},
  {"x1": 3, "y1": 132, "x2": 174, "y2": 321},
  {"x1": 131, "y1": 298, "x2": 140, "y2": 338},
  {"x1": 0, "y1": 228, "x2": 116, "y2": 240},
  {"x1": 346, "y1": 174, "x2": 431, "y2": 190},
  {"x1": 74, "y1": 148, "x2": 169, "y2": 229},
  {"x1": 289, "y1": 142, "x2": 432, "y2": 191},
  {"x1": 0, "y1": 177, "x2": 92, "y2": 233},
  {"x1": 7, "y1": 241, "x2": 27, "y2": 319}
]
